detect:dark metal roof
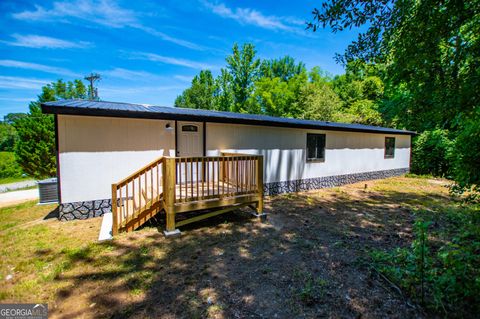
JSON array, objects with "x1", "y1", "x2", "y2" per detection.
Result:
[{"x1": 41, "y1": 99, "x2": 416, "y2": 135}]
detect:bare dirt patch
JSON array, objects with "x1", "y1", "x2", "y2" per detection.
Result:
[{"x1": 2, "y1": 176, "x2": 457, "y2": 318}]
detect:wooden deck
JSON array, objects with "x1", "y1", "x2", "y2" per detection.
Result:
[{"x1": 111, "y1": 154, "x2": 264, "y2": 235}]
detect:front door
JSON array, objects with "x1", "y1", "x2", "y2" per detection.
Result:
[
  {"x1": 177, "y1": 122, "x2": 204, "y2": 184},
  {"x1": 176, "y1": 122, "x2": 203, "y2": 157}
]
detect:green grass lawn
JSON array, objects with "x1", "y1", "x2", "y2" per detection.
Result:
[
  {"x1": 0, "y1": 176, "x2": 477, "y2": 318},
  {"x1": 0, "y1": 176, "x2": 33, "y2": 185}
]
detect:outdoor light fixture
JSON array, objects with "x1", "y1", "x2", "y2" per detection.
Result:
[{"x1": 165, "y1": 123, "x2": 174, "y2": 131}]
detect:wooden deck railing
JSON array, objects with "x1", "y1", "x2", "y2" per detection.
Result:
[
  {"x1": 111, "y1": 156, "x2": 164, "y2": 235},
  {"x1": 112, "y1": 153, "x2": 264, "y2": 235},
  {"x1": 174, "y1": 154, "x2": 262, "y2": 202}
]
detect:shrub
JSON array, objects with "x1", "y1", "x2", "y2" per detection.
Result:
[
  {"x1": 411, "y1": 129, "x2": 453, "y2": 177},
  {"x1": 450, "y1": 111, "x2": 480, "y2": 193},
  {"x1": 0, "y1": 122, "x2": 17, "y2": 151},
  {"x1": 372, "y1": 207, "x2": 480, "y2": 316},
  {"x1": 0, "y1": 152, "x2": 23, "y2": 178}
]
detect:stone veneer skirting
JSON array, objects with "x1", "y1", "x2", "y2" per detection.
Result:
[
  {"x1": 58, "y1": 168, "x2": 409, "y2": 221},
  {"x1": 263, "y1": 167, "x2": 409, "y2": 196},
  {"x1": 59, "y1": 199, "x2": 111, "y2": 221}
]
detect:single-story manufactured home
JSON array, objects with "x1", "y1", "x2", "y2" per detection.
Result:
[{"x1": 41, "y1": 99, "x2": 415, "y2": 234}]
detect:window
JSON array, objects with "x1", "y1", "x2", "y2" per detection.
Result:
[
  {"x1": 385, "y1": 137, "x2": 395, "y2": 158},
  {"x1": 307, "y1": 133, "x2": 326, "y2": 161},
  {"x1": 182, "y1": 125, "x2": 198, "y2": 132}
]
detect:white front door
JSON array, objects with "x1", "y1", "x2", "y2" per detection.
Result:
[
  {"x1": 177, "y1": 122, "x2": 203, "y2": 157},
  {"x1": 177, "y1": 122, "x2": 204, "y2": 184}
]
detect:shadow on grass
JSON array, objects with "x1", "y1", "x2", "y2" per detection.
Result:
[
  {"x1": 49, "y1": 186, "x2": 443, "y2": 318},
  {"x1": 43, "y1": 206, "x2": 59, "y2": 220}
]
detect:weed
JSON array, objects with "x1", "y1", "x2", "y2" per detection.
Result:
[{"x1": 371, "y1": 207, "x2": 480, "y2": 316}]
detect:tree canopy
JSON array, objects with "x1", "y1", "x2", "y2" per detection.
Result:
[
  {"x1": 308, "y1": 0, "x2": 480, "y2": 191},
  {"x1": 13, "y1": 79, "x2": 87, "y2": 179},
  {"x1": 175, "y1": 43, "x2": 385, "y2": 125}
]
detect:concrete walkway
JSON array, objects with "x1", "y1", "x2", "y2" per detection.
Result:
[
  {"x1": 0, "y1": 189, "x2": 38, "y2": 208},
  {"x1": 0, "y1": 180, "x2": 36, "y2": 193},
  {"x1": 98, "y1": 212, "x2": 113, "y2": 241}
]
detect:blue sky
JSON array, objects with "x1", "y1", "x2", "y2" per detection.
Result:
[{"x1": 0, "y1": 0, "x2": 361, "y2": 118}]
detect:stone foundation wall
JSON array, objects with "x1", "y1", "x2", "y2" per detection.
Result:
[
  {"x1": 264, "y1": 168, "x2": 409, "y2": 196},
  {"x1": 58, "y1": 168, "x2": 409, "y2": 220},
  {"x1": 59, "y1": 199, "x2": 111, "y2": 221}
]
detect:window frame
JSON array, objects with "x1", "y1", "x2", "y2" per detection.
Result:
[
  {"x1": 181, "y1": 124, "x2": 198, "y2": 132},
  {"x1": 384, "y1": 137, "x2": 396, "y2": 159},
  {"x1": 306, "y1": 133, "x2": 326, "y2": 162}
]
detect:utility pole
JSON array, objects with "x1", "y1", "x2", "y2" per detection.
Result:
[{"x1": 84, "y1": 73, "x2": 101, "y2": 100}]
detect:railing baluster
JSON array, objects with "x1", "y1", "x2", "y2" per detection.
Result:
[
  {"x1": 178, "y1": 159, "x2": 182, "y2": 201},
  {"x1": 138, "y1": 175, "x2": 141, "y2": 213},
  {"x1": 190, "y1": 158, "x2": 193, "y2": 199},
  {"x1": 126, "y1": 183, "x2": 129, "y2": 221},
  {"x1": 206, "y1": 158, "x2": 209, "y2": 197},
  {"x1": 218, "y1": 157, "x2": 221, "y2": 196},
  {"x1": 201, "y1": 157, "x2": 204, "y2": 199},
  {"x1": 144, "y1": 170, "x2": 147, "y2": 207},
  {"x1": 236, "y1": 156, "x2": 239, "y2": 193},
  {"x1": 119, "y1": 186, "x2": 123, "y2": 224},
  {"x1": 184, "y1": 158, "x2": 188, "y2": 201},
  {"x1": 150, "y1": 167, "x2": 153, "y2": 203},
  {"x1": 196, "y1": 158, "x2": 199, "y2": 200}
]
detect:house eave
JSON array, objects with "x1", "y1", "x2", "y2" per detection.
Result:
[{"x1": 41, "y1": 102, "x2": 417, "y2": 136}]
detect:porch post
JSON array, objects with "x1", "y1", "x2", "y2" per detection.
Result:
[
  {"x1": 111, "y1": 184, "x2": 118, "y2": 236},
  {"x1": 164, "y1": 157, "x2": 180, "y2": 236},
  {"x1": 254, "y1": 155, "x2": 266, "y2": 220}
]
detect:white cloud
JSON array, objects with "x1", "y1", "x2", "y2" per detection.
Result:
[
  {"x1": 0, "y1": 97, "x2": 34, "y2": 102},
  {"x1": 101, "y1": 85, "x2": 184, "y2": 95},
  {"x1": 12, "y1": 0, "x2": 203, "y2": 50},
  {"x1": 12, "y1": 0, "x2": 136, "y2": 28},
  {"x1": 100, "y1": 68, "x2": 164, "y2": 81},
  {"x1": 202, "y1": 1, "x2": 304, "y2": 32},
  {"x1": 2, "y1": 34, "x2": 91, "y2": 49},
  {"x1": 0, "y1": 76, "x2": 50, "y2": 90},
  {"x1": 134, "y1": 25, "x2": 204, "y2": 51},
  {"x1": 174, "y1": 75, "x2": 194, "y2": 82},
  {"x1": 0, "y1": 60, "x2": 75, "y2": 76},
  {"x1": 126, "y1": 52, "x2": 212, "y2": 70}
]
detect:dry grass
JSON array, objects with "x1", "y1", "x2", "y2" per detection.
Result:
[{"x1": 0, "y1": 176, "x2": 458, "y2": 318}]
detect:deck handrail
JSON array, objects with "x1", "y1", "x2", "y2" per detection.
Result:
[
  {"x1": 115, "y1": 156, "x2": 165, "y2": 187},
  {"x1": 220, "y1": 151, "x2": 263, "y2": 157},
  {"x1": 112, "y1": 153, "x2": 264, "y2": 236},
  {"x1": 112, "y1": 156, "x2": 165, "y2": 235}
]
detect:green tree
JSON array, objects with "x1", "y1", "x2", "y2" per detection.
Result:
[
  {"x1": 250, "y1": 77, "x2": 292, "y2": 116},
  {"x1": 309, "y1": 66, "x2": 333, "y2": 85},
  {"x1": 175, "y1": 70, "x2": 217, "y2": 109},
  {"x1": 451, "y1": 111, "x2": 480, "y2": 191},
  {"x1": 0, "y1": 152, "x2": 22, "y2": 179},
  {"x1": 309, "y1": 0, "x2": 480, "y2": 132},
  {"x1": 214, "y1": 68, "x2": 234, "y2": 111},
  {"x1": 14, "y1": 79, "x2": 87, "y2": 179},
  {"x1": 346, "y1": 99, "x2": 383, "y2": 126},
  {"x1": 332, "y1": 75, "x2": 364, "y2": 107},
  {"x1": 0, "y1": 122, "x2": 17, "y2": 152},
  {"x1": 299, "y1": 82, "x2": 343, "y2": 121},
  {"x1": 260, "y1": 56, "x2": 306, "y2": 81},
  {"x1": 411, "y1": 129, "x2": 454, "y2": 177},
  {"x1": 250, "y1": 72, "x2": 308, "y2": 117},
  {"x1": 226, "y1": 43, "x2": 260, "y2": 112},
  {"x1": 309, "y1": 0, "x2": 480, "y2": 193},
  {"x1": 3, "y1": 113, "x2": 27, "y2": 125}
]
